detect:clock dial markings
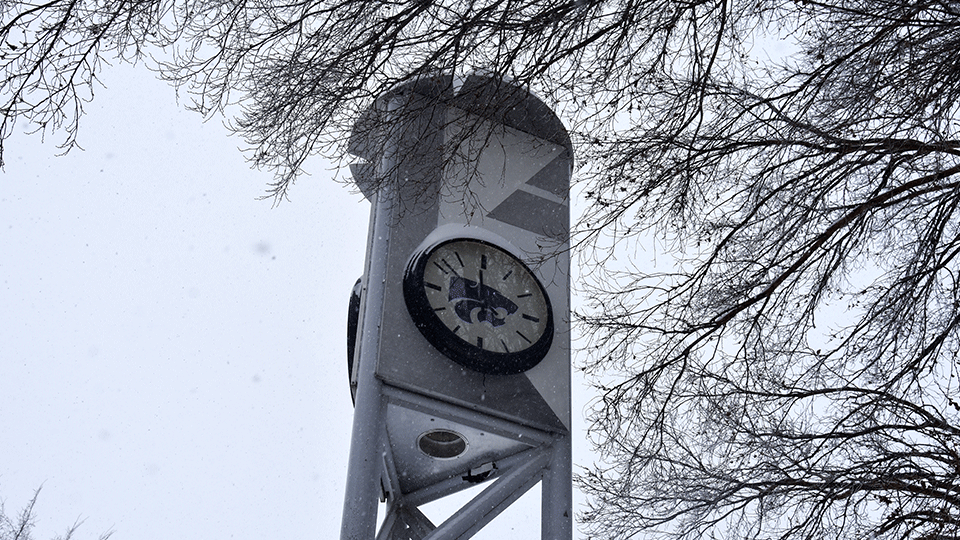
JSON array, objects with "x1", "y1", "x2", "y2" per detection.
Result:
[
  {"x1": 404, "y1": 238, "x2": 554, "y2": 375},
  {"x1": 443, "y1": 259, "x2": 461, "y2": 276}
]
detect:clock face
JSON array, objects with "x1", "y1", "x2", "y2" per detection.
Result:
[{"x1": 403, "y1": 238, "x2": 554, "y2": 375}]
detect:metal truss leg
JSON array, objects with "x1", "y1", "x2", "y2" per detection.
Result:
[
  {"x1": 541, "y1": 433, "x2": 572, "y2": 539},
  {"x1": 340, "y1": 384, "x2": 387, "y2": 539}
]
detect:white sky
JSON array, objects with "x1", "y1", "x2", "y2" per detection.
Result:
[{"x1": 0, "y1": 63, "x2": 591, "y2": 539}]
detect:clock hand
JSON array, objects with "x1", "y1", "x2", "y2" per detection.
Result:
[{"x1": 442, "y1": 259, "x2": 460, "y2": 276}]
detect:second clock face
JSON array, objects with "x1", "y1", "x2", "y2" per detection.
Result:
[{"x1": 403, "y1": 238, "x2": 554, "y2": 375}]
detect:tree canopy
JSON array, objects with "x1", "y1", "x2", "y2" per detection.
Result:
[{"x1": 4, "y1": 0, "x2": 960, "y2": 539}]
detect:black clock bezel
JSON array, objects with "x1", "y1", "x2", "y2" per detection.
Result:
[{"x1": 403, "y1": 237, "x2": 554, "y2": 376}]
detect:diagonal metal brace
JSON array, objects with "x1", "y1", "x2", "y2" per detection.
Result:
[
  {"x1": 377, "y1": 502, "x2": 437, "y2": 540},
  {"x1": 422, "y1": 444, "x2": 552, "y2": 540}
]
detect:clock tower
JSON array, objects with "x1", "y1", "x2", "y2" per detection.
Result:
[{"x1": 340, "y1": 73, "x2": 573, "y2": 539}]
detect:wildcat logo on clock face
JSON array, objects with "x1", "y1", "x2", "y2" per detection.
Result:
[{"x1": 448, "y1": 275, "x2": 519, "y2": 327}]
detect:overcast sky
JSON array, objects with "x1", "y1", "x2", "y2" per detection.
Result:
[{"x1": 0, "y1": 63, "x2": 591, "y2": 538}]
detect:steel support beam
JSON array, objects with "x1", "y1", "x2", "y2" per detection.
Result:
[
  {"x1": 340, "y1": 183, "x2": 395, "y2": 540},
  {"x1": 423, "y1": 445, "x2": 552, "y2": 540},
  {"x1": 541, "y1": 432, "x2": 573, "y2": 538},
  {"x1": 377, "y1": 503, "x2": 436, "y2": 540}
]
